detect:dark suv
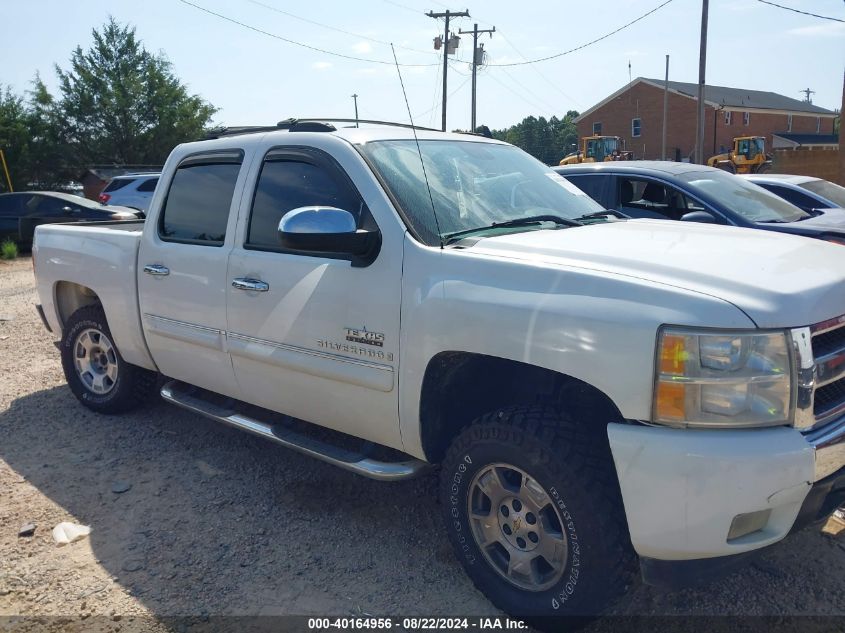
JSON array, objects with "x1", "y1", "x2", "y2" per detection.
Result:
[
  {"x1": 556, "y1": 161, "x2": 845, "y2": 245},
  {"x1": 0, "y1": 191, "x2": 139, "y2": 245}
]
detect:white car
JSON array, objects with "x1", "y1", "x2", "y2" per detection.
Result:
[
  {"x1": 31, "y1": 120, "x2": 845, "y2": 624},
  {"x1": 742, "y1": 173, "x2": 845, "y2": 213},
  {"x1": 99, "y1": 173, "x2": 160, "y2": 212}
]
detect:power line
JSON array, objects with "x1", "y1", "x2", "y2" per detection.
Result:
[
  {"x1": 495, "y1": 29, "x2": 584, "y2": 108},
  {"x1": 380, "y1": 0, "x2": 423, "y2": 14},
  {"x1": 177, "y1": 0, "x2": 439, "y2": 66},
  {"x1": 415, "y1": 75, "x2": 471, "y2": 120},
  {"x1": 245, "y1": 0, "x2": 439, "y2": 56},
  {"x1": 487, "y1": 0, "x2": 676, "y2": 66},
  {"x1": 485, "y1": 71, "x2": 558, "y2": 119},
  {"x1": 756, "y1": 0, "x2": 844, "y2": 22}
]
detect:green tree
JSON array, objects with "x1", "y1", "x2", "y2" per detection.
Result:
[
  {"x1": 492, "y1": 111, "x2": 580, "y2": 165},
  {"x1": 53, "y1": 17, "x2": 217, "y2": 167},
  {"x1": 0, "y1": 86, "x2": 31, "y2": 191}
]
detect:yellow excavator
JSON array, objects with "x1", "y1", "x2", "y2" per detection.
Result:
[
  {"x1": 707, "y1": 136, "x2": 772, "y2": 174},
  {"x1": 559, "y1": 135, "x2": 634, "y2": 165}
]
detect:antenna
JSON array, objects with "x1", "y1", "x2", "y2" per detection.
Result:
[{"x1": 390, "y1": 44, "x2": 444, "y2": 249}]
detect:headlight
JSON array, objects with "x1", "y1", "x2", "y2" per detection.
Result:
[{"x1": 653, "y1": 327, "x2": 793, "y2": 428}]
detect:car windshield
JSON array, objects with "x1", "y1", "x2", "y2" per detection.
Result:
[
  {"x1": 359, "y1": 140, "x2": 604, "y2": 245},
  {"x1": 800, "y1": 179, "x2": 845, "y2": 208},
  {"x1": 678, "y1": 169, "x2": 808, "y2": 223}
]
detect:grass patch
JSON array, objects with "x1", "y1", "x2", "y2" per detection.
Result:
[{"x1": 1, "y1": 239, "x2": 18, "y2": 260}]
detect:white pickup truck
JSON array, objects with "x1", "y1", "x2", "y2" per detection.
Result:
[{"x1": 32, "y1": 120, "x2": 845, "y2": 622}]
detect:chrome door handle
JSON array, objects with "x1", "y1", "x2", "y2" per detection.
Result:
[
  {"x1": 232, "y1": 277, "x2": 269, "y2": 292},
  {"x1": 143, "y1": 264, "x2": 170, "y2": 276}
]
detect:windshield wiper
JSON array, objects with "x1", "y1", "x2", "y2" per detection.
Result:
[
  {"x1": 572, "y1": 209, "x2": 627, "y2": 222},
  {"x1": 443, "y1": 214, "x2": 581, "y2": 245}
]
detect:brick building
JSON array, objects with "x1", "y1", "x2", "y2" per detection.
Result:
[{"x1": 575, "y1": 78, "x2": 837, "y2": 161}]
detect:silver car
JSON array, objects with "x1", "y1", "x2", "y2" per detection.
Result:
[{"x1": 742, "y1": 174, "x2": 845, "y2": 213}]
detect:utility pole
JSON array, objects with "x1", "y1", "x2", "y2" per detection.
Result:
[
  {"x1": 662, "y1": 55, "x2": 669, "y2": 161},
  {"x1": 695, "y1": 0, "x2": 709, "y2": 164},
  {"x1": 459, "y1": 23, "x2": 494, "y2": 132},
  {"x1": 0, "y1": 149, "x2": 12, "y2": 192},
  {"x1": 351, "y1": 93, "x2": 359, "y2": 127},
  {"x1": 800, "y1": 88, "x2": 815, "y2": 103},
  {"x1": 427, "y1": 8, "x2": 470, "y2": 131}
]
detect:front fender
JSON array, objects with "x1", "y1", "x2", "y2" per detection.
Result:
[{"x1": 398, "y1": 236, "x2": 754, "y2": 458}]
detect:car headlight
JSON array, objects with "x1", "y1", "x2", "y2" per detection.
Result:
[{"x1": 653, "y1": 327, "x2": 793, "y2": 428}]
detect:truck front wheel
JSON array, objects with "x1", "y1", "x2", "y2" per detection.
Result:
[
  {"x1": 439, "y1": 405, "x2": 634, "y2": 626},
  {"x1": 60, "y1": 305, "x2": 157, "y2": 414}
]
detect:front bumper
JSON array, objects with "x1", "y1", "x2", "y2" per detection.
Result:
[{"x1": 607, "y1": 417, "x2": 845, "y2": 565}]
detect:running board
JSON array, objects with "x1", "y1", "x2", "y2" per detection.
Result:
[{"x1": 160, "y1": 380, "x2": 430, "y2": 481}]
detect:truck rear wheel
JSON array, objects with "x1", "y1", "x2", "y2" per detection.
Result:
[
  {"x1": 60, "y1": 305, "x2": 157, "y2": 414},
  {"x1": 439, "y1": 405, "x2": 634, "y2": 627}
]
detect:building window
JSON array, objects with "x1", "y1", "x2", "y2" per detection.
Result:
[
  {"x1": 592, "y1": 122, "x2": 602, "y2": 135},
  {"x1": 724, "y1": 111, "x2": 732, "y2": 125},
  {"x1": 743, "y1": 112, "x2": 750, "y2": 126},
  {"x1": 816, "y1": 117, "x2": 821, "y2": 133},
  {"x1": 787, "y1": 114, "x2": 793, "y2": 132},
  {"x1": 631, "y1": 118, "x2": 641, "y2": 138}
]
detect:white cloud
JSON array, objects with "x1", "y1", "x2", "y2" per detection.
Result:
[
  {"x1": 788, "y1": 22, "x2": 845, "y2": 38},
  {"x1": 311, "y1": 61, "x2": 333, "y2": 71},
  {"x1": 352, "y1": 41, "x2": 373, "y2": 54}
]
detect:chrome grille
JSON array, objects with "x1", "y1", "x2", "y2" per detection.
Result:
[{"x1": 807, "y1": 316, "x2": 845, "y2": 428}]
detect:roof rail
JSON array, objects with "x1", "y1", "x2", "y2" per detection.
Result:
[{"x1": 204, "y1": 118, "x2": 440, "y2": 139}]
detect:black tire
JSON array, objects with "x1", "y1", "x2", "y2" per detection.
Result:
[
  {"x1": 60, "y1": 305, "x2": 157, "y2": 414},
  {"x1": 439, "y1": 405, "x2": 634, "y2": 627}
]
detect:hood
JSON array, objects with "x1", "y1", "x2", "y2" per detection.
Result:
[{"x1": 468, "y1": 219, "x2": 845, "y2": 329}]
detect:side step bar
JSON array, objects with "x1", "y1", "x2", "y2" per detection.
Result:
[{"x1": 160, "y1": 380, "x2": 430, "y2": 481}]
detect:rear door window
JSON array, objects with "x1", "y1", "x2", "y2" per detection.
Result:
[
  {"x1": 0, "y1": 194, "x2": 22, "y2": 217},
  {"x1": 103, "y1": 179, "x2": 132, "y2": 193},
  {"x1": 137, "y1": 178, "x2": 159, "y2": 193},
  {"x1": 159, "y1": 152, "x2": 243, "y2": 246}
]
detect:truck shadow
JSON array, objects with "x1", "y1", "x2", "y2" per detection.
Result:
[{"x1": 1, "y1": 386, "x2": 843, "y2": 624}]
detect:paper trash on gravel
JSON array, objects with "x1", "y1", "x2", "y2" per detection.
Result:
[{"x1": 52, "y1": 522, "x2": 91, "y2": 545}]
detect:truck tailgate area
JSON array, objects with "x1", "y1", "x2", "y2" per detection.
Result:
[{"x1": 32, "y1": 221, "x2": 156, "y2": 371}]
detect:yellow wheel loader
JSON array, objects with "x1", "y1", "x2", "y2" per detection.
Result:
[
  {"x1": 707, "y1": 136, "x2": 772, "y2": 174},
  {"x1": 559, "y1": 136, "x2": 634, "y2": 165}
]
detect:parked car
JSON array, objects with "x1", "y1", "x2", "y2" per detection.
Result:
[
  {"x1": 742, "y1": 174, "x2": 845, "y2": 213},
  {"x1": 32, "y1": 122, "x2": 845, "y2": 624},
  {"x1": 0, "y1": 191, "x2": 140, "y2": 245},
  {"x1": 99, "y1": 173, "x2": 160, "y2": 212},
  {"x1": 556, "y1": 161, "x2": 845, "y2": 244}
]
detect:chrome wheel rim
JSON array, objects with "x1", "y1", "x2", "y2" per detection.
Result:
[
  {"x1": 74, "y1": 328, "x2": 118, "y2": 395},
  {"x1": 467, "y1": 463, "x2": 568, "y2": 592}
]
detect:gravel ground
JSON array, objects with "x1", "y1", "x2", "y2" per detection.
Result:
[{"x1": 1, "y1": 256, "x2": 844, "y2": 631}]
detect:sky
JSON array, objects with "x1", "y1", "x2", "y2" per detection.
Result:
[{"x1": 2, "y1": 0, "x2": 843, "y2": 131}]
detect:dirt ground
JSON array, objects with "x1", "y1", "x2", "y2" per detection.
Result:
[{"x1": 1, "y1": 256, "x2": 844, "y2": 631}]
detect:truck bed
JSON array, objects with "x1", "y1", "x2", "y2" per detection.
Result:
[{"x1": 32, "y1": 220, "x2": 155, "y2": 370}]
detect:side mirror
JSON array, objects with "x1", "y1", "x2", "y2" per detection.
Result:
[
  {"x1": 61, "y1": 206, "x2": 76, "y2": 215},
  {"x1": 680, "y1": 210, "x2": 717, "y2": 224},
  {"x1": 278, "y1": 206, "x2": 380, "y2": 266}
]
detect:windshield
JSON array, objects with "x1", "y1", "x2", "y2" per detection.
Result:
[
  {"x1": 800, "y1": 179, "x2": 845, "y2": 208},
  {"x1": 360, "y1": 140, "x2": 604, "y2": 245},
  {"x1": 678, "y1": 169, "x2": 809, "y2": 223}
]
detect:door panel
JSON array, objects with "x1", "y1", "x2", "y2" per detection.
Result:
[
  {"x1": 138, "y1": 150, "x2": 248, "y2": 398},
  {"x1": 226, "y1": 148, "x2": 403, "y2": 449}
]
